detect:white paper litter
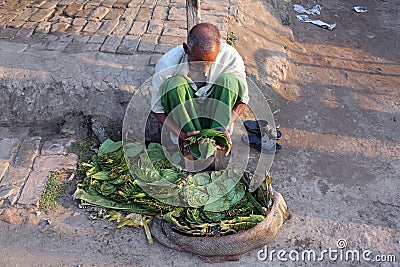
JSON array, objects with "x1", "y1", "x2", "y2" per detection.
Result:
[
  {"x1": 353, "y1": 6, "x2": 368, "y2": 13},
  {"x1": 296, "y1": 15, "x2": 336, "y2": 31},
  {"x1": 293, "y1": 4, "x2": 321, "y2": 15}
]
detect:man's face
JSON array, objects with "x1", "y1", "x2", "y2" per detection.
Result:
[{"x1": 187, "y1": 45, "x2": 219, "y2": 73}]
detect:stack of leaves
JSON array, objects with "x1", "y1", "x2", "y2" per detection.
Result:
[
  {"x1": 74, "y1": 139, "x2": 273, "y2": 237},
  {"x1": 186, "y1": 129, "x2": 231, "y2": 159},
  {"x1": 74, "y1": 140, "x2": 176, "y2": 215}
]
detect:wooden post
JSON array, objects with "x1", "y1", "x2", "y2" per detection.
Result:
[{"x1": 186, "y1": 0, "x2": 201, "y2": 34}]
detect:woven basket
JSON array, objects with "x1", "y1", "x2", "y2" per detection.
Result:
[{"x1": 151, "y1": 191, "x2": 289, "y2": 258}]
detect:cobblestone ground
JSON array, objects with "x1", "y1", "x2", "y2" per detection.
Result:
[
  {"x1": 0, "y1": 136, "x2": 78, "y2": 208},
  {"x1": 0, "y1": 0, "x2": 237, "y2": 209},
  {"x1": 0, "y1": 0, "x2": 236, "y2": 55}
]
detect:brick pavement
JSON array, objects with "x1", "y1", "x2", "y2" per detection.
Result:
[
  {"x1": 0, "y1": 0, "x2": 238, "y2": 55},
  {"x1": 0, "y1": 136, "x2": 78, "y2": 208}
]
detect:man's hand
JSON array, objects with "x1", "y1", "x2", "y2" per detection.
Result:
[
  {"x1": 179, "y1": 130, "x2": 200, "y2": 152},
  {"x1": 220, "y1": 129, "x2": 232, "y2": 156},
  {"x1": 216, "y1": 102, "x2": 246, "y2": 156},
  {"x1": 152, "y1": 112, "x2": 200, "y2": 152}
]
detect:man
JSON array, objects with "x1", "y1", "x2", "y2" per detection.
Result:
[{"x1": 151, "y1": 23, "x2": 249, "y2": 157}]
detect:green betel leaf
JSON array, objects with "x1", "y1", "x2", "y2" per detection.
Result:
[
  {"x1": 99, "y1": 139, "x2": 122, "y2": 157},
  {"x1": 73, "y1": 188, "x2": 154, "y2": 214},
  {"x1": 146, "y1": 143, "x2": 167, "y2": 162},
  {"x1": 189, "y1": 137, "x2": 216, "y2": 160},
  {"x1": 222, "y1": 177, "x2": 237, "y2": 192},
  {"x1": 204, "y1": 170, "x2": 235, "y2": 204},
  {"x1": 225, "y1": 183, "x2": 246, "y2": 206},
  {"x1": 87, "y1": 180, "x2": 101, "y2": 195},
  {"x1": 100, "y1": 183, "x2": 116, "y2": 196},
  {"x1": 187, "y1": 193, "x2": 209, "y2": 208},
  {"x1": 186, "y1": 208, "x2": 204, "y2": 223},
  {"x1": 124, "y1": 142, "x2": 144, "y2": 158},
  {"x1": 192, "y1": 172, "x2": 211, "y2": 186},
  {"x1": 98, "y1": 139, "x2": 114, "y2": 156},
  {"x1": 153, "y1": 191, "x2": 181, "y2": 203},
  {"x1": 203, "y1": 198, "x2": 231, "y2": 212},
  {"x1": 183, "y1": 186, "x2": 209, "y2": 208},
  {"x1": 202, "y1": 210, "x2": 226, "y2": 222},
  {"x1": 213, "y1": 169, "x2": 229, "y2": 183},
  {"x1": 210, "y1": 170, "x2": 224, "y2": 181},
  {"x1": 206, "y1": 183, "x2": 225, "y2": 204},
  {"x1": 144, "y1": 179, "x2": 174, "y2": 187},
  {"x1": 198, "y1": 142, "x2": 216, "y2": 159},
  {"x1": 194, "y1": 129, "x2": 230, "y2": 149},
  {"x1": 147, "y1": 143, "x2": 163, "y2": 150},
  {"x1": 160, "y1": 169, "x2": 179, "y2": 183},
  {"x1": 219, "y1": 169, "x2": 243, "y2": 192},
  {"x1": 134, "y1": 162, "x2": 162, "y2": 183},
  {"x1": 228, "y1": 169, "x2": 244, "y2": 179},
  {"x1": 91, "y1": 171, "x2": 111, "y2": 181}
]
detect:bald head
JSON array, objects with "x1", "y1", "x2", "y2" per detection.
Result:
[{"x1": 185, "y1": 23, "x2": 221, "y2": 57}]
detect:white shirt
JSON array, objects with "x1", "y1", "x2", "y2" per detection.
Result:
[{"x1": 151, "y1": 43, "x2": 249, "y2": 113}]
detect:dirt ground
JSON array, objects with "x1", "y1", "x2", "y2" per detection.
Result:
[{"x1": 0, "y1": 0, "x2": 399, "y2": 266}]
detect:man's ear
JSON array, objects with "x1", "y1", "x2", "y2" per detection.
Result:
[{"x1": 183, "y1": 43, "x2": 189, "y2": 54}]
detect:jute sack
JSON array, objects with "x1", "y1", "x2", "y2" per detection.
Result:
[{"x1": 151, "y1": 191, "x2": 289, "y2": 257}]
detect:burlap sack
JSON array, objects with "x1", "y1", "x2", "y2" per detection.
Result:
[{"x1": 151, "y1": 191, "x2": 289, "y2": 257}]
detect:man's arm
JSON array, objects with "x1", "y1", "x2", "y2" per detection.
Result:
[
  {"x1": 231, "y1": 102, "x2": 247, "y2": 123},
  {"x1": 152, "y1": 112, "x2": 199, "y2": 147},
  {"x1": 152, "y1": 112, "x2": 184, "y2": 140},
  {"x1": 220, "y1": 102, "x2": 247, "y2": 156}
]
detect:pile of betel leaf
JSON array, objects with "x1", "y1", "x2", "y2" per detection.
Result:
[
  {"x1": 186, "y1": 129, "x2": 231, "y2": 159},
  {"x1": 74, "y1": 134, "x2": 273, "y2": 238}
]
